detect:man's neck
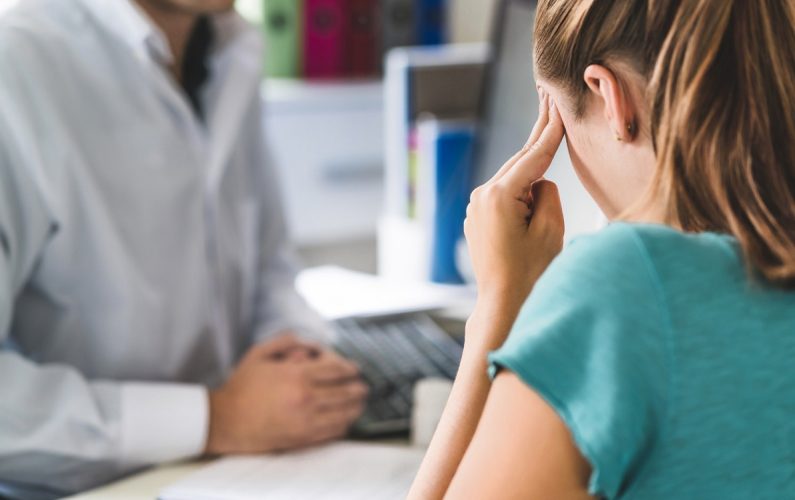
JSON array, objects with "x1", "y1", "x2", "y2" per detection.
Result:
[{"x1": 134, "y1": 0, "x2": 198, "y2": 83}]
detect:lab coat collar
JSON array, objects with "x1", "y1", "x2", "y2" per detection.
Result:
[
  {"x1": 75, "y1": 0, "x2": 253, "y2": 68},
  {"x1": 75, "y1": 0, "x2": 171, "y2": 63},
  {"x1": 75, "y1": 0, "x2": 262, "y2": 186},
  {"x1": 211, "y1": 9, "x2": 255, "y2": 55}
]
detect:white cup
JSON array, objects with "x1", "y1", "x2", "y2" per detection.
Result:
[{"x1": 411, "y1": 378, "x2": 454, "y2": 448}]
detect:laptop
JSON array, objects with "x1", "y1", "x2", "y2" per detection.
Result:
[{"x1": 333, "y1": 312, "x2": 464, "y2": 436}]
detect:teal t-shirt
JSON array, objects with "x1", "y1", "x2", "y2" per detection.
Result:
[{"x1": 489, "y1": 222, "x2": 795, "y2": 499}]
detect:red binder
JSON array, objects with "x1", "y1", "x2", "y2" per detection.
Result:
[
  {"x1": 347, "y1": 0, "x2": 380, "y2": 77},
  {"x1": 304, "y1": 0, "x2": 347, "y2": 79}
]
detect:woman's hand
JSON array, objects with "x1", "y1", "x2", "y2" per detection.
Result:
[
  {"x1": 464, "y1": 90, "x2": 565, "y2": 335},
  {"x1": 409, "y1": 94, "x2": 568, "y2": 500}
]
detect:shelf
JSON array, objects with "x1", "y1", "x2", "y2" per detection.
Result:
[{"x1": 262, "y1": 78, "x2": 383, "y2": 113}]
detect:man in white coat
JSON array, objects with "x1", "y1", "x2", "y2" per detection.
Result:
[{"x1": 0, "y1": 0, "x2": 367, "y2": 497}]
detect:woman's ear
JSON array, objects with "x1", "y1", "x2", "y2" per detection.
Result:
[{"x1": 583, "y1": 64, "x2": 636, "y2": 142}]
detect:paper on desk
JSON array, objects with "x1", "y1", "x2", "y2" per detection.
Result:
[
  {"x1": 159, "y1": 441, "x2": 424, "y2": 500},
  {"x1": 296, "y1": 266, "x2": 475, "y2": 320}
]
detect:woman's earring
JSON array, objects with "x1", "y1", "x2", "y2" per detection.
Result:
[{"x1": 617, "y1": 121, "x2": 636, "y2": 142}]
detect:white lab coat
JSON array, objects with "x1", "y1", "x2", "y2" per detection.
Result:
[{"x1": 0, "y1": 0, "x2": 329, "y2": 497}]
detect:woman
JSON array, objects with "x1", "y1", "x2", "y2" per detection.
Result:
[{"x1": 409, "y1": 0, "x2": 795, "y2": 498}]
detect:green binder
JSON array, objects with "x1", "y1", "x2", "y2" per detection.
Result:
[{"x1": 262, "y1": 0, "x2": 302, "y2": 78}]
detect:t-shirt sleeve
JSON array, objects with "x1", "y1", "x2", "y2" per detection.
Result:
[{"x1": 488, "y1": 225, "x2": 672, "y2": 498}]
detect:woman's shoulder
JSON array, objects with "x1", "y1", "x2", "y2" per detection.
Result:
[
  {"x1": 537, "y1": 222, "x2": 660, "y2": 298},
  {"x1": 494, "y1": 223, "x2": 679, "y2": 498},
  {"x1": 541, "y1": 221, "x2": 740, "y2": 298},
  {"x1": 506, "y1": 223, "x2": 670, "y2": 346}
]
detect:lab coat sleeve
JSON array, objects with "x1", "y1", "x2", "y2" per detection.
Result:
[
  {"x1": 246, "y1": 99, "x2": 334, "y2": 345},
  {"x1": 0, "y1": 72, "x2": 207, "y2": 497}
]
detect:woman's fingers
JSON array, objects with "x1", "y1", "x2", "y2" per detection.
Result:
[
  {"x1": 529, "y1": 180, "x2": 564, "y2": 232},
  {"x1": 527, "y1": 180, "x2": 565, "y2": 255},
  {"x1": 485, "y1": 90, "x2": 551, "y2": 186},
  {"x1": 524, "y1": 88, "x2": 552, "y2": 152},
  {"x1": 499, "y1": 98, "x2": 564, "y2": 194}
]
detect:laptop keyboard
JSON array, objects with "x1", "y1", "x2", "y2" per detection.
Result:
[{"x1": 333, "y1": 313, "x2": 463, "y2": 436}]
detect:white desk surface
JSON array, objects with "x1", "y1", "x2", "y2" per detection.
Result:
[
  {"x1": 65, "y1": 439, "x2": 413, "y2": 499},
  {"x1": 63, "y1": 462, "x2": 206, "y2": 500},
  {"x1": 61, "y1": 307, "x2": 463, "y2": 499}
]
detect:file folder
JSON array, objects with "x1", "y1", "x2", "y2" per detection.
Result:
[
  {"x1": 416, "y1": 118, "x2": 475, "y2": 284},
  {"x1": 383, "y1": 0, "x2": 416, "y2": 53},
  {"x1": 304, "y1": 0, "x2": 347, "y2": 78},
  {"x1": 416, "y1": 0, "x2": 446, "y2": 45},
  {"x1": 263, "y1": 0, "x2": 302, "y2": 78},
  {"x1": 348, "y1": 0, "x2": 380, "y2": 77}
]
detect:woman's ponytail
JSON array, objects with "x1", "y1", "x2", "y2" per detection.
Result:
[
  {"x1": 649, "y1": 0, "x2": 795, "y2": 286},
  {"x1": 535, "y1": 0, "x2": 795, "y2": 287}
]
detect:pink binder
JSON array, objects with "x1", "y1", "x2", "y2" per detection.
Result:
[{"x1": 304, "y1": 0, "x2": 347, "y2": 79}]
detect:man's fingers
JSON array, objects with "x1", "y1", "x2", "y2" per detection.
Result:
[
  {"x1": 299, "y1": 400, "x2": 365, "y2": 447},
  {"x1": 284, "y1": 349, "x2": 314, "y2": 362},
  {"x1": 315, "y1": 400, "x2": 365, "y2": 430},
  {"x1": 247, "y1": 334, "x2": 303, "y2": 360},
  {"x1": 311, "y1": 381, "x2": 369, "y2": 410},
  {"x1": 306, "y1": 351, "x2": 360, "y2": 383},
  {"x1": 485, "y1": 90, "x2": 551, "y2": 186},
  {"x1": 499, "y1": 99, "x2": 564, "y2": 192},
  {"x1": 304, "y1": 422, "x2": 350, "y2": 447}
]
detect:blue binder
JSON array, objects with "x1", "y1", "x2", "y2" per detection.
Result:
[
  {"x1": 416, "y1": 0, "x2": 446, "y2": 45},
  {"x1": 418, "y1": 119, "x2": 475, "y2": 284}
]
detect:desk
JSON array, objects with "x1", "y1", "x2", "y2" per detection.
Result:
[
  {"x1": 65, "y1": 440, "x2": 416, "y2": 499},
  {"x1": 63, "y1": 462, "x2": 205, "y2": 500},
  {"x1": 64, "y1": 310, "x2": 465, "y2": 499}
]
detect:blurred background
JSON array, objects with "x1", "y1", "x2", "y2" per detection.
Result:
[
  {"x1": 236, "y1": 0, "x2": 502, "y2": 278},
  {"x1": 0, "y1": 0, "x2": 600, "y2": 284}
]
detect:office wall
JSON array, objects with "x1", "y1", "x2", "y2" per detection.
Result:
[
  {"x1": 0, "y1": 0, "x2": 18, "y2": 14},
  {"x1": 450, "y1": 0, "x2": 499, "y2": 43}
]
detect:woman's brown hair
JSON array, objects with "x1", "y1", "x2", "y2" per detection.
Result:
[{"x1": 535, "y1": 0, "x2": 795, "y2": 287}]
